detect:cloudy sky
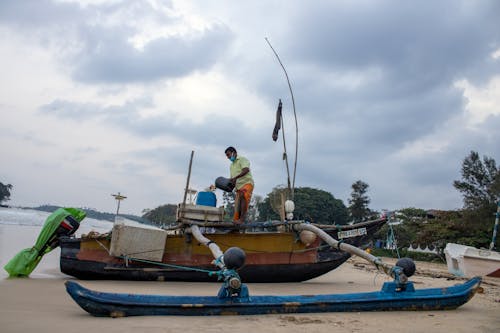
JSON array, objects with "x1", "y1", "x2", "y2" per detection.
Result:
[{"x1": 1, "y1": 0, "x2": 499, "y2": 216}]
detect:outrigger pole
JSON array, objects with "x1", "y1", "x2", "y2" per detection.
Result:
[{"x1": 293, "y1": 223, "x2": 415, "y2": 285}]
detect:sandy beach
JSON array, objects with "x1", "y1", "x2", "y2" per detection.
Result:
[
  {"x1": 1, "y1": 258, "x2": 499, "y2": 333},
  {"x1": 1, "y1": 215, "x2": 499, "y2": 333}
]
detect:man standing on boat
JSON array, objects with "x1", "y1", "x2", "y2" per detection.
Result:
[{"x1": 225, "y1": 146, "x2": 254, "y2": 224}]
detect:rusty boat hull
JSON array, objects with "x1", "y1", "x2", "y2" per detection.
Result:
[{"x1": 60, "y1": 218, "x2": 386, "y2": 283}]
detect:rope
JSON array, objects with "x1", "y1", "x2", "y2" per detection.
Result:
[
  {"x1": 119, "y1": 255, "x2": 221, "y2": 276},
  {"x1": 95, "y1": 239, "x2": 111, "y2": 253},
  {"x1": 94, "y1": 239, "x2": 221, "y2": 276}
]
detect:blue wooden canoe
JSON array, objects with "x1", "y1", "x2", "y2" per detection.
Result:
[{"x1": 65, "y1": 277, "x2": 481, "y2": 317}]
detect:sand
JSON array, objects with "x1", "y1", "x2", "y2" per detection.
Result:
[{"x1": 1, "y1": 224, "x2": 499, "y2": 333}]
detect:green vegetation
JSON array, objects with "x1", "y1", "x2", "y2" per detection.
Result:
[
  {"x1": 453, "y1": 151, "x2": 500, "y2": 210},
  {"x1": 0, "y1": 182, "x2": 13, "y2": 205},
  {"x1": 373, "y1": 151, "x2": 499, "y2": 257},
  {"x1": 257, "y1": 186, "x2": 349, "y2": 225},
  {"x1": 348, "y1": 180, "x2": 377, "y2": 222},
  {"x1": 222, "y1": 191, "x2": 236, "y2": 222},
  {"x1": 452, "y1": 151, "x2": 500, "y2": 249},
  {"x1": 141, "y1": 204, "x2": 178, "y2": 226}
]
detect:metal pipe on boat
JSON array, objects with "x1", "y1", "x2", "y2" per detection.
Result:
[
  {"x1": 188, "y1": 225, "x2": 246, "y2": 296},
  {"x1": 294, "y1": 223, "x2": 411, "y2": 283},
  {"x1": 188, "y1": 225, "x2": 225, "y2": 269}
]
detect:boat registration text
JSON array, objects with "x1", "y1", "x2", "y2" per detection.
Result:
[{"x1": 338, "y1": 227, "x2": 367, "y2": 239}]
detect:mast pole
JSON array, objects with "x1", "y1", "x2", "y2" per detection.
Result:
[
  {"x1": 265, "y1": 37, "x2": 299, "y2": 199},
  {"x1": 489, "y1": 201, "x2": 499, "y2": 250},
  {"x1": 183, "y1": 151, "x2": 195, "y2": 209}
]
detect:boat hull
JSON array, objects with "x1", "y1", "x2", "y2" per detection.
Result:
[
  {"x1": 65, "y1": 277, "x2": 482, "y2": 317},
  {"x1": 60, "y1": 219, "x2": 385, "y2": 282},
  {"x1": 60, "y1": 236, "x2": 351, "y2": 282},
  {"x1": 445, "y1": 243, "x2": 500, "y2": 278},
  {"x1": 463, "y1": 247, "x2": 500, "y2": 278}
]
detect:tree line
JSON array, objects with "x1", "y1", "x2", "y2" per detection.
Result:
[{"x1": 380, "y1": 151, "x2": 499, "y2": 252}]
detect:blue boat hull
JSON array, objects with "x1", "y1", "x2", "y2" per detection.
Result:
[{"x1": 65, "y1": 277, "x2": 481, "y2": 317}]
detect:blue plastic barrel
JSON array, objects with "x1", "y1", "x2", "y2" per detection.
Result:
[{"x1": 196, "y1": 192, "x2": 217, "y2": 207}]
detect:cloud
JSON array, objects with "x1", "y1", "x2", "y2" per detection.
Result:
[
  {"x1": 287, "y1": 1, "x2": 500, "y2": 77},
  {"x1": 0, "y1": 0, "x2": 79, "y2": 27},
  {"x1": 39, "y1": 96, "x2": 154, "y2": 119},
  {"x1": 72, "y1": 23, "x2": 233, "y2": 83},
  {"x1": 258, "y1": 1, "x2": 500, "y2": 167},
  {"x1": 0, "y1": 0, "x2": 234, "y2": 83},
  {"x1": 38, "y1": 96, "x2": 268, "y2": 144},
  {"x1": 1, "y1": 0, "x2": 500, "y2": 215}
]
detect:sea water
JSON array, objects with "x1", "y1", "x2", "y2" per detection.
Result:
[{"x1": 0, "y1": 207, "x2": 113, "y2": 279}]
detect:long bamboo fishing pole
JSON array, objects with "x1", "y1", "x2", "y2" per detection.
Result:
[{"x1": 265, "y1": 37, "x2": 299, "y2": 199}]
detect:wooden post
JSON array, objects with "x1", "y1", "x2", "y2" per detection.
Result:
[
  {"x1": 181, "y1": 151, "x2": 195, "y2": 219},
  {"x1": 490, "y1": 201, "x2": 499, "y2": 250},
  {"x1": 111, "y1": 192, "x2": 127, "y2": 216}
]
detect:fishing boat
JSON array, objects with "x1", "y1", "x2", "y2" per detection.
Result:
[
  {"x1": 59, "y1": 215, "x2": 387, "y2": 282},
  {"x1": 58, "y1": 146, "x2": 388, "y2": 283}
]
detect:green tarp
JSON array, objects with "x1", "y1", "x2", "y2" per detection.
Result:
[{"x1": 3, "y1": 207, "x2": 86, "y2": 277}]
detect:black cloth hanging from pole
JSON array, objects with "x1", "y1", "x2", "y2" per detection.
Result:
[{"x1": 272, "y1": 99, "x2": 282, "y2": 141}]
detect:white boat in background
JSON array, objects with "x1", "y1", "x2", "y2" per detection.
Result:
[
  {"x1": 462, "y1": 246, "x2": 500, "y2": 277},
  {"x1": 444, "y1": 243, "x2": 469, "y2": 277},
  {"x1": 444, "y1": 243, "x2": 500, "y2": 278},
  {"x1": 444, "y1": 201, "x2": 500, "y2": 278}
]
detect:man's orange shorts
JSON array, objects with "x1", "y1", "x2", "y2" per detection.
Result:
[{"x1": 233, "y1": 183, "x2": 254, "y2": 223}]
